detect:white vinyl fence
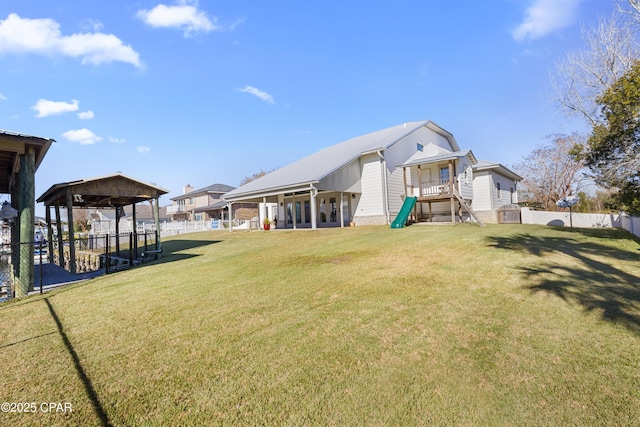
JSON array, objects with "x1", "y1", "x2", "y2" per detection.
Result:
[
  {"x1": 90, "y1": 219, "x2": 254, "y2": 238},
  {"x1": 520, "y1": 207, "x2": 640, "y2": 237}
]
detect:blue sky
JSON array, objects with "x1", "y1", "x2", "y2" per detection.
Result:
[{"x1": 0, "y1": 0, "x2": 618, "y2": 212}]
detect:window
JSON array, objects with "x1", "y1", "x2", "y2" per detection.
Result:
[
  {"x1": 189, "y1": 197, "x2": 195, "y2": 205},
  {"x1": 496, "y1": 182, "x2": 501, "y2": 198},
  {"x1": 329, "y1": 197, "x2": 337, "y2": 222},
  {"x1": 439, "y1": 167, "x2": 450, "y2": 184},
  {"x1": 417, "y1": 143, "x2": 424, "y2": 152}
]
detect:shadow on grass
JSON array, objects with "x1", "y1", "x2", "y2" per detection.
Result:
[
  {"x1": 141, "y1": 239, "x2": 222, "y2": 266},
  {"x1": 0, "y1": 331, "x2": 56, "y2": 349},
  {"x1": 45, "y1": 298, "x2": 113, "y2": 427},
  {"x1": 487, "y1": 230, "x2": 640, "y2": 334}
]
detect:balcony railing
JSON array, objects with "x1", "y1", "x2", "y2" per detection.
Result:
[
  {"x1": 166, "y1": 205, "x2": 186, "y2": 214},
  {"x1": 420, "y1": 179, "x2": 452, "y2": 197}
]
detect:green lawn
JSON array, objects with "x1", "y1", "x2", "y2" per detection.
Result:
[{"x1": 1, "y1": 224, "x2": 639, "y2": 426}]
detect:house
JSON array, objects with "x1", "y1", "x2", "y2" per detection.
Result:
[
  {"x1": 222, "y1": 120, "x2": 521, "y2": 228},
  {"x1": 167, "y1": 184, "x2": 235, "y2": 222},
  {"x1": 89, "y1": 203, "x2": 170, "y2": 233}
]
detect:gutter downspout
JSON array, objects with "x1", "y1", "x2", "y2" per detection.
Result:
[
  {"x1": 310, "y1": 184, "x2": 318, "y2": 230},
  {"x1": 378, "y1": 150, "x2": 390, "y2": 224}
]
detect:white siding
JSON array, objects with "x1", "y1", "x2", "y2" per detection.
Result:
[
  {"x1": 318, "y1": 159, "x2": 361, "y2": 193},
  {"x1": 385, "y1": 125, "x2": 456, "y2": 216},
  {"x1": 472, "y1": 171, "x2": 493, "y2": 211},
  {"x1": 492, "y1": 173, "x2": 516, "y2": 209},
  {"x1": 458, "y1": 159, "x2": 474, "y2": 200},
  {"x1": 354, "y1": 153, "x2": 384, "y2": 217}
]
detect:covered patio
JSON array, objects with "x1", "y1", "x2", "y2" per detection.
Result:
[{"x1": 37, "y1": 173, "x2": 168, "y2": 274}]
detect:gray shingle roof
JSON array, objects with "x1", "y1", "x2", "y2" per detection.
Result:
[
  {"x1": 171, "y1": 183, "x2": 236, "y2": 201},
  {"x1": 474, "y1": 160, "x2": 523, "y2": 181}
]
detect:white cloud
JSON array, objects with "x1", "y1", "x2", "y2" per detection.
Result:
[
  {"x1": 0, "y1": 93, "x2": 6, "y2": 100},
  {"x1": 237, "y1": 85, "x2": 275, "y2": 104},
  {"x1": 80, "y1": 19, "x2": 104, "y2": 32},
  {"x1": 78, "y1": 110, "x2": 94, "y2": 120},
  {"x1": 137, "y1": 1, "x2": 219, "y2": 37},
  {"x1": 108, "y1": 136, "x2": 126, "y2": 144},
  {"x1": 62, "y1": 128, "x2": 102, "y2": 145},
  {"x1": 512, "y1": 0, "x2": 583, "y2": 42},
  {"x1": 0, "y1": 13, "x2": 143, "y2": 68},
  {"x1": 137, "y1": 146, "x2": 151, "y2": 153},
  {"x1": 32, "y1": 99, "x2": 79, "y2": 118}
]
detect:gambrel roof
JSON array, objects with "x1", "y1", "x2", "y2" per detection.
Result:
[{"x1": 224, "y1": 120, "x2": 458, "y2": 201}]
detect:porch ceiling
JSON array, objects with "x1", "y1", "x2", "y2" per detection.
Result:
[{"x1": 0, "y1": 130, "x2": 54, "y2": 194}]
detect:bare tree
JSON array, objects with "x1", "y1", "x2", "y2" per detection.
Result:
[
  {"x1": 550, "y1": 8, "x2": 640, "y2": 127},
  {"x1": 627, "y1": 0, "x2": 640, "y2": 14},
  {"x1": 239, "y1": 169, "x2": 275, "y2": 186},
  {"x1": 513, "y1": 133, "x2": 589, "y2": 210}
]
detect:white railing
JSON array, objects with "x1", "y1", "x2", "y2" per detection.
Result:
[
  {"x1": 166, "y1": 205, "x2": 186, "y2": 214},
  {"x1": 420, "y1": 179, "x2": 450, "y2": 197}
]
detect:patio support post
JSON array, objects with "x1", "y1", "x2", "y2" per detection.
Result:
[
  {"x1": 292, "y1": 194, "x2": 297, "y2": 229},
  {"x1": 449, "y1": 160, "x2": 455, "y2": 224},
  {"x1": 55, "y1": 202, "x2": 64, "y2": 267},
  {"x1": 16, "y1": 146, "x2": 35, "y2": 296},
  {"x1": 154, "y1": 197, "x2": 161, "y2": 257},
  {"x1": 340, "y1": 193, "x2": 344, "y2": 228},
  {"x1": 310, "y1": 184, "x2": 318, "y2": 230},
  {"x1": 115, "y1": 206, "x2": 120, "y2": 255},
  {"x1": 45, "y1": 204, "x2": 53, "y2": 263},
  {"x1": 227, "y1": 202, "x2": 233, "y2": 232},
  {"x1": 10, "y1": 173, "x2": 19, "y2": 288},
  {"x1": 65, "y1": 187, "x2": 76, "y2": 274},
  {"x1": 132, "y1": 203, "x2": 138, "y2": 257},
  {"x1": 263, "y1": 197, "x2": 268, "y2": 224},
  {"x1": 403, "y1": 166, "x2": 408, "y2": 198}
]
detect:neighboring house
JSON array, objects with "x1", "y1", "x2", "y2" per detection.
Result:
[
  {"x1": 223, "y1": 120, "x2": 521, "y2": 228},
  {"x1": 167, "y1": 184, "x2": 235, "y2": 222},
  {"x1": 89, "y1": 204, "x2": 170, "y2": 233}
]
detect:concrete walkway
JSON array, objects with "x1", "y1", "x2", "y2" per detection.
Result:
[{"x1": 30, "y1": 262, "x2": 105, "y2": 294}]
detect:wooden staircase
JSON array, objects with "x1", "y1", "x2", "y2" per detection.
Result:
[{"x1": 453, "y1": 188, "x2": 485, "y2": 227}]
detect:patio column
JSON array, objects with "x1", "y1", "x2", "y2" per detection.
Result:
[
  {"x1": 55, "y1": 202, "x2": 64, "y2": 267},
  {"x1": 45, "y1": 204, "x2": 54, "y2": 263},
  {"x1": 263, "y1": 197, "x2": 268, "y2": 222},
  {"x1": 403, "y1": 167, "x2": 408, "y2": 198},
  {"x1": 16, "y1": 146, "x2": 35, "y2": 296},
  {"x1": 153, "y1": 198, "x2": 162, "y2": 257},
  {"x1": 449, "y1": 160, "x2": 455, "y2": 224},
  {"x1": 65, "y1": 188, "x2": 76, "y2": 274},
  {"x1": 310, "y1": 185, "x2": 317, "y2": 230},
  {"x1": 227, "y1": 202, "x2": 233, "y2": 232},
  {"x1": 340, "y1": 193, "x2": 345, "y2": 228}
]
